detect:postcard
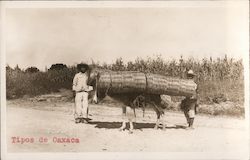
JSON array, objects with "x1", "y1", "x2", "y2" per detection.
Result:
[{"x1": 1, "y1": 1, "x2": 249, "y2": 160}]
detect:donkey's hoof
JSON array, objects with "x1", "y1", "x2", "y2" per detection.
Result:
[
  {"x1": 185, "y1": 127, "x2": 194, "y2": 130},
  {"x1": 162, "y1": 126, "x2": 166, "y2": 131},
  {"x1": 119, "y1": 128, "x2": 125, "y2": 131},
  {"x1": 129, "y1": 130, "x2": 133, "y2": 134}
]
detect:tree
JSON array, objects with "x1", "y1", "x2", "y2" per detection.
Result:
[
  {"x1": 45, "y1": 66, "x2": 48, "y2": 72},
  {"x1": 6, "y1": 65, "x2": 13, "y2": 72},
  {"x1": 25, "y1": 67, "x2": 39, "y2": 73},
  {"x1": 49, "y1": 63, "x2": 67, "y2": 71},
  {"x1": 14, "y1": 64, "x2": 21, "y2": 72},
  {"x1": 111, "y1": 58, "x2": 125, "y2": 71}
]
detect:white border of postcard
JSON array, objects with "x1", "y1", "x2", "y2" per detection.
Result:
[{"x1": 1, "y1": 1, "x2": 249, "y2": 160}]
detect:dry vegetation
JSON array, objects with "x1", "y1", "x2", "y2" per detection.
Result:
[{"x1": 6, "y1": 55, "x2": 244, "y2": 116}]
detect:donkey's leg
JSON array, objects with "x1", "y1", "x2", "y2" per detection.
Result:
[
  {"x1": 129, "y1": 120, "x2": 134, "y2": 134},
  {"x1": 151, "y1": 102, "x2": 161, "y2": 130},
  {"x1": 154, "y1": 118, "x2": 160, "y2": 130},
  {"x1": 127, "y1": 107, "x2": 135, "y2": 133},
  {"x1": 119, "y1": 106, "x2": 127, "y2": 131},
  {"x1": 160, "y1": 113, "x2": 166, "y2": 131},
  {"x1": 119, "y1": 121, "x2": 126, "y2": 131}
]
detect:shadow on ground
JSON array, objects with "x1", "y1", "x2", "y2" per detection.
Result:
[{"x1": 88, "y1": 121, "x2": 186, "y2": 130}]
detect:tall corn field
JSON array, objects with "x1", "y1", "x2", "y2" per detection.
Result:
[
  {"x1": 104, "y1": 55, "x2": 243, "y2": 82},
  {"x1": 6, "y1": 55, "x2": 244, "y2": 105}
]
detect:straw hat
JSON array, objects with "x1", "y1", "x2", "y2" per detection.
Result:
[{"x1": 187, "y1": 70, "x2": 195, "y2": 76}]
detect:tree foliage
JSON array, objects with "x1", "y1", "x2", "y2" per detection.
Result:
[{"x1": 6, "y1": 55, "x2": 244, "y2": 102}]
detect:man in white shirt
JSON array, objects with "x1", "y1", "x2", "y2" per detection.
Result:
[{"x1": 72, "y1": 63, "x2": 93, "y2": 124}]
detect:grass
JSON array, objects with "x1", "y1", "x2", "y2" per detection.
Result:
[{"x1": 6, "y1": 55, "x2": 245, "y2": 117}]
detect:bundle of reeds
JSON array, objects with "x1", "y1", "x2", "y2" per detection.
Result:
[
  {"x1": 97, "y1": 71, "x2": 197, "y2": 96},
  {"x1": 145, "y1": 73, "x2": 197, "y2": 96},
  {"x1": 98, "y1": 71, "x2": 146, "y2": 93}
]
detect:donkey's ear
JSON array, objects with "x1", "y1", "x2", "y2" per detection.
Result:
[
  {"x1": 96, "y1": 72, "x2": 100, "y2": 79},
  {"x1": 91, "y1": 58, "x2": 96, "y2": 66},
  {"x1": 87, "y1": 64, "x2": 92, "y2": 71}
]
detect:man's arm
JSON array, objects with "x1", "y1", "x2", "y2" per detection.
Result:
[
  {"x1": 72, "y1": 74, "x2": 78, "y2": 97},
  {"x1": 180, "y1": 98, "x2": 186, "y2": 111},
  {"x1": 72, "y1": 74, "x2": 78, "y2": 91}
]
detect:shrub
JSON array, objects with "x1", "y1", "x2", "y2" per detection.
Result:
[
  {"x1": 6, "y1": 55, "x2": 244, "y2": 106},
  {"x1": 49, "y1": 63, "x2": 67, "y2": 71},
  {"x1": 25, "y1": 67, "x2": 39, "y2": 73}
]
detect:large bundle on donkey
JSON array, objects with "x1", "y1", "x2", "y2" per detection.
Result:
[
  {"x1": 96, "y1": 71, "x2": 197, "y2": 97},
  {"x1": 88, "y1": 69, "x2": 197, "y2": 133}
]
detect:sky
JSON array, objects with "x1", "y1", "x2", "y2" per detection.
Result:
[{"x1": 5, "y1": 2, "x2": 249, "y2": 70}]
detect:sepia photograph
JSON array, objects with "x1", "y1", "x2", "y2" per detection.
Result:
[{"x1": 1, "y1": 1, "x2": 249, "y2": 160}]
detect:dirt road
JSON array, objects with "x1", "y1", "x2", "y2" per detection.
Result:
[{"x1": 6, "y1": 100, "x2": 249, "y2": 154}]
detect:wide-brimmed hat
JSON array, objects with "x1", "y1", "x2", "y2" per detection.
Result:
[
  {"x1": 77, "y1": 63, "x2": 89, "y2": 70},
  {"x1": 187, "y1": 70, "x2": 195, "y2": 76}
]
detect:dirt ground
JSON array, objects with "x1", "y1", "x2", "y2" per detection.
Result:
[{"x1": 6, "y1": 99, "x2": 249, "y2": 154}]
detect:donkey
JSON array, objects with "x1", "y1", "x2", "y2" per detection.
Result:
[{"x1": 87, "y1": 67, "x2": 167, "y2": 133}]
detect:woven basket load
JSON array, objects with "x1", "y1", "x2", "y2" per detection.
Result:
[
  {"x1": 98, "y1": 71, "x2": 146, "y2": 93},
  {"x1": 146, "y1": 73, "x2": 197, "y2": 96},
  {"x1": 97, "y1": 71, "x2": 196, "y2": 96},
  {"x1": 98, "y1": 72, "x2": 112, "y2": 89}
]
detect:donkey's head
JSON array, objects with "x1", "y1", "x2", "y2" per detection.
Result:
[
  {"x1": 88, "y1": 67, "x2": 99, "y2": 85},
  {"x1": 87, "y1": 66, "x2": 103, "y2": 104}
]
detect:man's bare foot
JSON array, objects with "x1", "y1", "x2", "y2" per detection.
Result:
[
  {"x1": 75, "y1": 118, "x2": 81, "y2": 124},
  {"x1": 119, "y1": 127, "x2": 125, "y2": 131},
  {"x1": 81, "y1": 118, "x2": 89, "y2": 124},
  {"x1": 186, "y1": 126, "x2": 194, "y2": 130},
  {"x1": 162, "y1": 125, "x2": 166, "y2": 131}
]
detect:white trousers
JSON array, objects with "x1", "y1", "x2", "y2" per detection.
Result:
[{"x1": 74, "y1": 91, "x2": 88, "y2": 119}]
